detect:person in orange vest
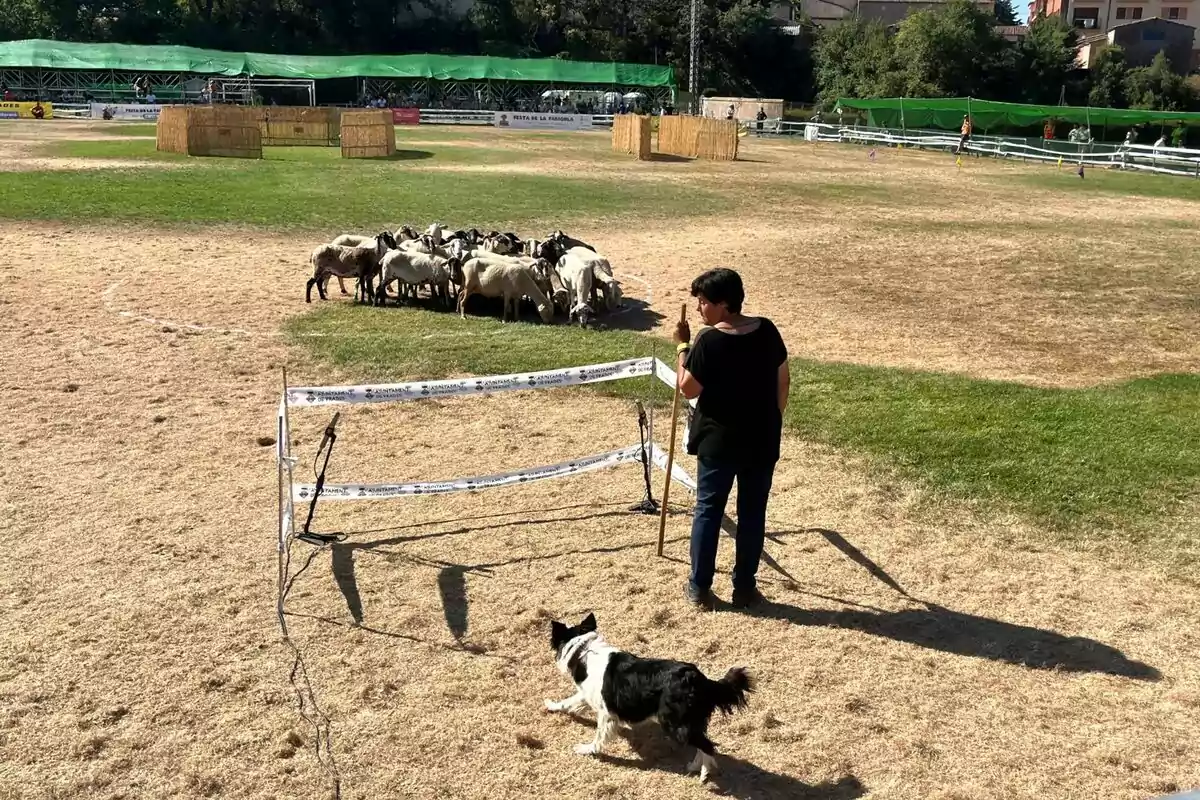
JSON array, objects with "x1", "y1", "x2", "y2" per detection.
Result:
[{"x1": 956, "y1": 115, "x2": 972, "y2": 155}]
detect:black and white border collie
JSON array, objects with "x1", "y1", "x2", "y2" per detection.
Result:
[{"x1": 545, "y1": 612, "x2": 753, "y2": 781}]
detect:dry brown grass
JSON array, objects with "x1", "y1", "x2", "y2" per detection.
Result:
[{"x1": 0, "y1": 125, "x2": 1198, "y2": 800}]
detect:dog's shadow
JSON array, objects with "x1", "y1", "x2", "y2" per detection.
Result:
[{"x1": 571, "y1": 716, "x2": 866, "y2": 799}]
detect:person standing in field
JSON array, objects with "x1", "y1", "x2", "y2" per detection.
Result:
[
  {"x1": 673, "y1": 268, "x2": 790, "y2": 610},
  {"x1": 956, "y1": 115, "x2": 972, "y2": 155}
]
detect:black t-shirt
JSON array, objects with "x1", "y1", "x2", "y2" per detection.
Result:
[{"x1": 684, "y1": 318, "x2": 787, "y2": 463}]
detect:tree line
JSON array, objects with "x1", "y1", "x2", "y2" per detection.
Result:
[
  {"x1": 1, "y1": 0, "x2": 1197, "y2": 113},
  {"x1": 815, "y1": 0, "x2": 1200, "y2": 114}
]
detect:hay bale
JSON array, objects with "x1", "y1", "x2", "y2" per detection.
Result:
[
  {"x1": 155, "y1": 106, "x2": 262, "y2": 159},
  {"x1": 657, "y1": 115, "x2": 694, "y2": 158},
  {"x1": 156, "y1": 106, "x2": 189, "y2": 155},
  {"x1": 341, "y1": 110, "x2": 395, "y2": 159},
  {"x1": 695, "y1": 116, "x2": 739, "y2": 161},
  {"x1": 261, "y1": 107, "x2": 340, "y2": 146},
  {"x1": 611, "y1": 114, "x2": 652, "y2": 160},
  {"x1": 189, "y1": 121, "x2": 262, "y2": 159},
  {"x1": 656, "y1": 115, "x2": 738, "y2": 161}
]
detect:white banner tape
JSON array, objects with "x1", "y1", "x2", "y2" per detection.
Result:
[
  {"x1": 287, "y1": 357, "x2": 658, "y2": 408},
  {"x1": 652, "y1": 357, "x2": 698, "y2": 408},
  {"x1": 294, "y1": 444, "x2": 647, "y2": 501},
  {"x1": 649, "y1": 443, "x2": 698, "y2": 492}
]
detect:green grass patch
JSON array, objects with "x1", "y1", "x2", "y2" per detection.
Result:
[
  {"x1": 103, "y1": 123, "x2": 158, "y2": 137},
  {"x1": 0, "y1": 147, "x2": 724, "y2": 229},
  {"x1": 287, "y1": 304, "x2": 1200, "y2": 533},
  {"x1": 1008, "y1": 165, "x2": 1200, "y2": 202},
  {"x1": 287, "y1": 303, "x2": 669, "y2": 404},
  {"x1": 789, "y1": 364, "x2": 1200, "y2": 530},
  {"x1": 40, "y1": 140, "x2": 186, "y2": 161},
  {"x1": 41, "y1": 137, "x2": 529, "y2": 166}
]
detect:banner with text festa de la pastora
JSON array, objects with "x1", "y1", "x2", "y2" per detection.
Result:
[
  {"x1": 0, "y1": 102, "x2": 52, "y2": 119},
  {"x1": 90, "y1": 103, "x2": 164, "y2": 120},
  {"x1": 494, "y1": 112, "x2": 593, "y2": 131}
]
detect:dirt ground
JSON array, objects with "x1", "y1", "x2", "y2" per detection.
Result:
[{"x1": 1, "y1": 123, "x2": 1198, "y2": 800}]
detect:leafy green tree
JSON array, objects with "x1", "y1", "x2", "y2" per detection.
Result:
[
  {"x1": 892, "y1": 0, "x2": 1010, "y2": 97},
  {"x1": 1124, "y1": 50, "x2": 1192, "y2": 110},
  {"x1": 1087, "y1": 45, "x2": 1128, "y2": 107},
  {"x1": 993, "y1": 0, "x2": 1020, "y2": 25},
  {"x1": 1015, "y1": 14, "x2": 1080, "y2": 104},
  {"x1": 813, "y1": 17, "x2": 901, "y2": 107},
  {"x1": 0, "y1": 0, "x2": 52, "y2": 40}
]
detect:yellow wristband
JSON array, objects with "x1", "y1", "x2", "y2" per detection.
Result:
[{"x1": 676, "y1": 342, "x2": 690, "y2": 355}]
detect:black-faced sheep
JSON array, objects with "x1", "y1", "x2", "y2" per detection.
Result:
[{"x1": 305, "y1": 233, "x2": 392, "y2": 303}]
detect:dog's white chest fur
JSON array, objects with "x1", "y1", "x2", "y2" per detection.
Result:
[{"x1": 555, "y1": 632, "x2": 616, "y2": 715}]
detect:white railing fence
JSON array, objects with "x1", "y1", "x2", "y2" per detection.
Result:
[{"x1": 757, "y1": 119, "x2": 1200, "y2": 178}]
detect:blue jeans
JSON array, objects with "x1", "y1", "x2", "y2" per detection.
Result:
[{"x1": 689, "y1": 457, "x2": 776, "y2": 593}]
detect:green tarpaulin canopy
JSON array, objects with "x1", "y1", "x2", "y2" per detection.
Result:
[
  {"x1": 0, "y1": 39, "x2": 675, "y2": 87},
  {"x1": 835, "y1": 97, "x2": 1200, "y2": 129}
]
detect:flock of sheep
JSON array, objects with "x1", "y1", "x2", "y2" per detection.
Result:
[{"x1": 304, "y1": 224, "x2": 623, "y2": 326}]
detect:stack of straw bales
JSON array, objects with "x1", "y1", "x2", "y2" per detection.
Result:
[
  {"x1": 156, "y1": 106, "x2": 262, "y2": 159},
  {"x1": 340, "y1": 110, "x2": 396, "y2": 159},
  {"x1": 611, "y1": 114, "x2": 652, "y2": 160},
  {"x1": 657, "y1": 115, "x2": 738, "y2": 161},
  {"x1": 260, "y1": 107, "x2": 341, "y2": 147}
]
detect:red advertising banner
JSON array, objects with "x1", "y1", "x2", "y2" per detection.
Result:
[{"x1": 391, "y1": 107, "x2": 420, "y2": 125}]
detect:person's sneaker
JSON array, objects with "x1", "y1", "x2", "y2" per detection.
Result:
[
  {"x1": 685, "y1": 583, "x2": 713, "y2": 609},
  {"x1": 730, "y1": 587, "x2": 765, "y2": 609}
]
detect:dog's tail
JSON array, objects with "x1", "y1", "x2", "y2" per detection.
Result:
[{"x1": 708, "y1": 667, "x2": 753, "y2": 715}]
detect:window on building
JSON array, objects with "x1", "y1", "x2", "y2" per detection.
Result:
[
  {"x1": 1116, "y1": 6, "x2": 1126, "y2": 17},
  {"x1": 1167, "y1": 6, "x2": 1187, "y2": 19},
  {"x1": 1073, "y1": 6, "x2": 1100, "y2": 27},
  {"x1": 1132, "y1": 6, "x2": 1143, "y2": 18}
]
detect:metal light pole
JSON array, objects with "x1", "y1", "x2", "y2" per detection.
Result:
[{"x1": 688, "y1": 0, "x2": 698, "y2": 113}]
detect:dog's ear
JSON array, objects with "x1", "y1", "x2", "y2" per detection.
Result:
[
  {"x1": 550, "y1": 620, "x2": 568, "y2": 649},
  {"x1": 580, "y1": 612, "x2": 597, "y2": 634}
]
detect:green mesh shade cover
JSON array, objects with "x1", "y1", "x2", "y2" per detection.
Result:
[
  {"x1": 836, "y1": 97, "x2": 1200, "y2": 129},
  {"x1": 0, "y1": 39, "x2": 675, "y2": 87}
]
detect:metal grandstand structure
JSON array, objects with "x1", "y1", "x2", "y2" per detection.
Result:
[{"x1": 361, "y1": 78, "x2": 673, "y2": 111}]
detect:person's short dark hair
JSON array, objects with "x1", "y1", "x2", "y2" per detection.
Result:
[{"x1": 690, "y1": 268, "x2": 744, "y2": 313}]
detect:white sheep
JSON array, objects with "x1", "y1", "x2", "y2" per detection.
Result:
[
  {"x1": 377, "y1": 249, "x2": 459, "y2": 309},
  {"x1": 305, "y1": 235, "x2": 391, "y2": 303},
  {"x1": 424, "y1": 222, "x2": 444, "y2": 247},
  {"x1": 555, "y1": 250, "x2": 597, "y2": 326},
  {"x1": 571, "y1": 248, "x2": 622, "y2": 311},
  {"x1": 458, "y1": 259, "x2": 554, "y2": 324}
]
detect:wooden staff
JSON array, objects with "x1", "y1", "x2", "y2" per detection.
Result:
[{"x1": 657, "y1": 304, "x2": 687, "y2": 557}]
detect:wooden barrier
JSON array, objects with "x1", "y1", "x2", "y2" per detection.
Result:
[
  {"x1": 154, "y1": 106, "x2": 262, "y2": 159},
  {"x1": 611, "y1": 114, "x2": 652, "y2": 160},
  {"x1": 656, "y1": 115, "x2": 739, "y2": 161},
  {"x1": 340, "y1": 110, "x2": 396, "y2": 159},
  {"x1": 695, "y1": 117, "x2": 739, "y2": 161},
  {"x1": 261, "y1": 107, "x2": 340, "y2": 146},
  {"x1": 156, "y1": 106, "x2": 189, "y2": 155}
]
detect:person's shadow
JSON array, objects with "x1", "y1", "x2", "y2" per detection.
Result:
[
  {"x1": 739, "y1": 599, "x2": 1159, "y2": 680},
  {"x1": 722, "y1": 524, "x2": 1160, "y2": 680},
  {"x1": 593, "y1": 721, "x2": 867, "y2": 800}
]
